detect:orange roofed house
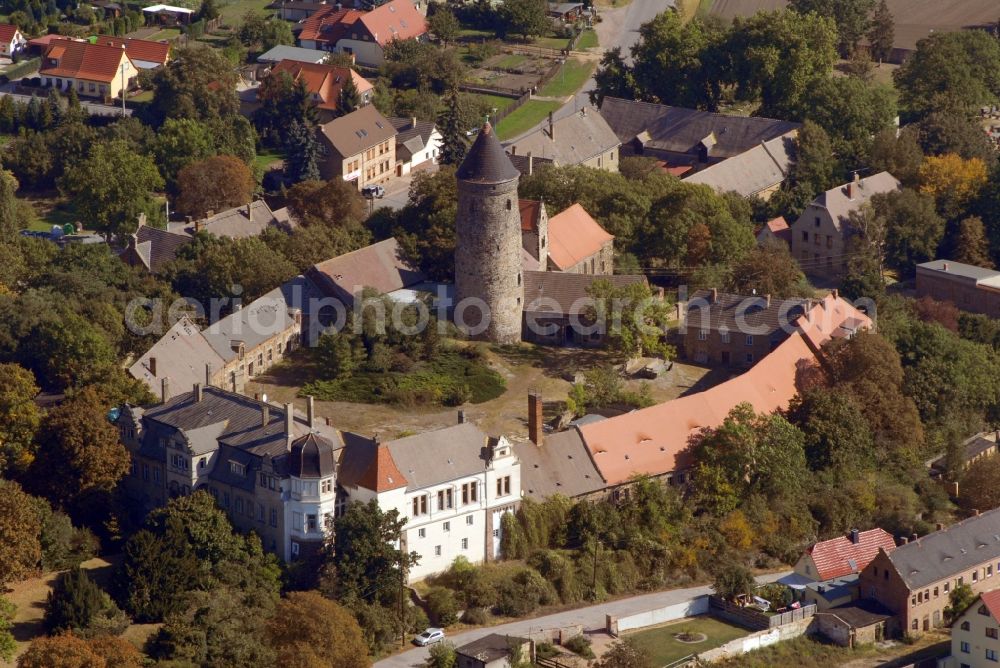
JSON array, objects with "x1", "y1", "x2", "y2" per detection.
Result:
[
  {"x1": 263, "y1": 59, "x2": 373, "y2": 122},
  {"x1": 519, "y1": 200, "x2": 614, "y2": 274},
  {"x1": 796, "y1": 529, "x2": 898, "y2": 584},
  {"x1": 572, "y1": 292, "x2": 872, "y2": 491},
  {"x1": 39, "y1": 39, "x2": 139, "y2": 99},
  {"x1": 0, "y1": 23, "x2": 27, "y2": 57},
  {"x1": 297, "y1": 0, "x2": 427, "y2": 67},
  {"x1": 316, "y1": 104, "x2": 397, "y2": 188},
  {"x1": 92, "y1": 36, "x2": 170, "y2": 69}
]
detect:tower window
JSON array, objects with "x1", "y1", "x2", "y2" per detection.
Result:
[{"x1": 506, "y1": 199, "x2": 512, "y2": 210}]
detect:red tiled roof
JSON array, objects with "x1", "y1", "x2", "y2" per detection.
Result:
[
  {"x1": 766, "y1": 216, "x2": 788, "y2": 233},
  {"x1": 0, "y1": 23, "x2": 21, "y2": 44},
  {"x1": 577, "y1": 292, "x2": 873, "y2": 485},
  {"x1": 29, "y1": 34, "x2": 73, "y2": 48},
  {"x1": 357, "y1": 0, "x2": 426, "y2": 46},
  {"x1": 93, "y1": 36, "x2": 170, "y2": 66},
  {"x1": 981, "y1": 589, "x2": 1000, "y2": 621},
  {"x1": 519, "y1": 199, "x2": 541, "y2": 232},
  {"x1": 547, "y1": 203, "x2": 613, "y2": 271},
  {"x1": 298, "y1": 0, "x2": 426, "y2": 48},
  {"x1": 808, "y1": 529, "x2": 897, "y2": 581},
  {"x1": 268, "y1": 59, "x2": 373, "y2": 110},
  {"x1": 40, "y1": 40, "x2": 131, "y2": 83},
  {"x1": 359, "y1": 443, "x2": 408, "y2": 492}
]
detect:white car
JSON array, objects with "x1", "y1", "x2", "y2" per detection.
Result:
[{"x1": 413, "y1": 628, "x2": 445, "y2": 646}]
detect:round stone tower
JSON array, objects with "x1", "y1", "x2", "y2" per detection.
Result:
[{"x1": 454, "y1": 122, "x2": 523, "y2": 344}]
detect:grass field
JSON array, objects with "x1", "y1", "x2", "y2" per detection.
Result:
[
  {"x1": 494, "y1": 53, "x2": 528, "y2": 70},
  {"x1": 627, "y1": 617, "x2": 749, "y2": 665},
  {"x1": 539, "y1": 58, "x2": 595, "y2": 97},
  {"x1": 575, "y1": 29, "x2": 599, "y2": 49},
  {"x1": 219, "y1": 0, "x2": 274, "y2": 26},
  {"x1": 495, "y1": 99, "x2": 561, "y2": 139},
  {"x1": 254, "y1": 147, "x2": 285, "y2": 174},
  {"x1": 531, "y1": 35, "x2": 571, "y2": 50},
  {"x1": 147, "y1": 27, "x2": 182, "y2": 41},
  {"x1": 471, "y1": 92, "x2": 518, "y2": 115}
]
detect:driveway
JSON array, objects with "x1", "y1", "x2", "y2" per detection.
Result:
[
  {"x1": 370, "y1": 163, "x2": 439, "y2": 214},
  {"x1": 0, "y1": 90, "x2": 132, "y2": 118},
  {"x1": 373, "y1": 571, "x2": 789, "y2": 667}
]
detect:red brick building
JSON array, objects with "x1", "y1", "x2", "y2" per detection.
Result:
[{"x1": 916, "y1": 259, "x2": 1000, "y2": 318}]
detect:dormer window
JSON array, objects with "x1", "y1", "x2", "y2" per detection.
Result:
[{"x1": 230, "y1": 461, "x2": 246, "y2": 476}]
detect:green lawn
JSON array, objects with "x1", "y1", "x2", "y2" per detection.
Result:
[
  {"x1": 575, "y1": 29, "x2": 599, "y2": 49},
  {"x1": 495, "y1": 99, "x2": 561, "y2": 140},
  {"x1": 254, "y1": 147, "x2": 285, "y2": 173},
  {"x1": 457, "y1": 28, "x2": 495, "y2": 40},
  {"x1": 147, "y1": 27, "x2": 182, "y2": 41},
  {"x1": 470, "y1": 93, "x2": 518, "y2": 114},
  {"x1": 627, "y1": 617, "x2": 750, "y2": 665},
  {"x1": 494, "y1": 53, "x2": 527, "y2": 70},
  {"x1": 531, "y1": 35, "x2": 571, "y2": 50},
  {"x1": 219, "y1": 0, "x2": 275, "y2": 26},
  {"x1": 539, "y1": 58, "x2": 595, "y2": 97}
]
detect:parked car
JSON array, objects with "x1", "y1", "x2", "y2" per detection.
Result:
[
  {"x1": 361, "y1": 184, "x2": 385, "y2": 199},
  {"x1": 413, "y1": 628, "x2": 445, "y2": 646}
]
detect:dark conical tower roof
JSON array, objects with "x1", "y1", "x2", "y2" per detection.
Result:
[
  {"x1": 456, "y1": 122, "x2": 520, "y2": 184},
  {"x1": 288, "y1": 432, "x2": 337, "y2": 478}
]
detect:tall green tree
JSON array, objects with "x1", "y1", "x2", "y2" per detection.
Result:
[
  {"x1": 428, "y1": 5, "x2": 459, "y2": 45},
  {"x1": 149, "y1": 46, "x2": 241, "y2": 124},
  {"x1": 497, "y1": 0, "x2": 548, "y2": 39},
  {"x1": 337, "y1": 75, "x2": 362, "y2": 116},
  {"x1": 253, "y1": 72, "x2": 315, "y2": 144},
  {"x1": 0, "y1": 168, "x2": 17, "y2": 242},
  {"x1": 868, "y1": 0, "x2": 894, "y2": 64},
  {"x1": 789, "y1": 0, "x2": 875, "y2": 56},
  {"x1": 590, "y1": 47, "x2": 638, "y2": 107},
  {"x1": 0, "y1": 597, "x2": 13, "y2": 663},
  {"x1": 0, "y1": 362, "x2": 41, "y2": 475},
  {"x1": 953, "y1": 216, "x2": 993, "y2": 268},
  {"x1": 284, "y1": 120, "x2": 321, "y2": 183},
  {"x1": 266, "y1": 591, "x2": 370, "y2": 668},
  {"x1": 59, "y1": 139, "x2": 164, "y2": 237},
  {"x1": 874, "y1": 189, "x2": 945, "y2": 276},
  {"x1": 799, "y1": 76, "x2": 897, "y2": 167},
  {"x1": 894, "y1": 30, "x2": 1000, "y2": 119},
  {"x1": 0, "y1": 480, "x2": 42, "y2": 586},
  {"x1": 437, "y1": 93, "x2": 467, "y2": 167}
]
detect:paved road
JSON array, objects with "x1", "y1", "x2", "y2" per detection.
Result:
[
  {"x1": 374, "y1": 571, "x2": 789, "y2": 667},
  {"x1": 505, "y1": 0, "x2": 674, "y2": 143}
]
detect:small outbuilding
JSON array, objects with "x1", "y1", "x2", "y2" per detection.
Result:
[
  {"x1": 456, "y1": 634, "x2": 532, "y2": 668},
  {"x1": 814, "y1": 601, "x2": 894, "y2": 648}
]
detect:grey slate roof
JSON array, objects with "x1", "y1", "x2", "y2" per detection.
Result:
[
  {"x1": 257, "y1": 44, "x2": 329, "y2": 64},
  {"x1": 182, "y1": 200, "x2": 292, "y2": 239},
  {"x1": 131, "y1": 225, "x2": 192, "y2": 273},
  {"x1": 505, "y1": 108, "x2": 619, "y2": 167},
  {"x1": 917, "y1": 259, "x2": 1000, "y2": 284},
  {"x1": 507, "y1": 152, "x2": 554, "y2": 176},
  {"x1": 128, "y1": 316, "x2": 227, "y2": 396},
  {"x1": 383, "y1": 422, "x2": 494, "y2": 491},
  {"x1": 683, "y1": 133, "x2": 795, "y2": 196},
  {"x1": 886, "y1": 507, "x2": 1000, "y2": 590},
  {"x1": 513, "y1": 428, "x2": 605, "y2": 499},
  {"x1": 457, "y1": 122, "x2": 520, "y2": 184},
  {"x1": 599, "y1": 97, "x2": 800, "y2": 159},
  {"x1": 305, "y1": 237, "x2": 425, "y2": 307},
  {"x1": 200, "y1": 286, "x2": 300, "y2": 362},
  {"x1": 456, "y1": 634, "x2": 529, "y2": 663},
  {"x1": 684, "y1": 290, "x2": 809, "y2": 336},
  {"x1": 318, "y1": 105, "x2": 396, "y2": 158},
  {"x1": 288, "y1": 432, "x2": 338, "y2": 478},
  {"x1": 142, "y1": 386, "x2": 346, "y2": 459},
  {"x1": 522, "y1": 271, "x2": 647, "y2": 316},
  {"x1": 823, "y1": 600, "x2": 893, "y2": 628},
  {"x1": 810, "y1": 171, "x2": 901, "y2": 231}
]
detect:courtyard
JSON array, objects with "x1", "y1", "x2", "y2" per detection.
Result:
[{"x1": 626, "y1": 616, "x2": 751, "y2": 665}]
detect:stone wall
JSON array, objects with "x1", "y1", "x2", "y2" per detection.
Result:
[
  {"x1": 697, "y1": 616, "x2": 817, "y2": 663},
  {"x1": 455, "y1": 177, "x2": 524, "y2": 344},
  {"x1": 607, "y1": 596, "x2": 710, "y2": 636}
]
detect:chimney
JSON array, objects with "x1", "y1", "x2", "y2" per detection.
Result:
[
  {"x1": 850, "y1": 528, "x2": 859, "y2": 544},
  {"x1": 161, "y1": 377, "x2": 170, "y2": 403},
  {"x1": 205, "y1": 363, "x2": 212, "y2": 387},
  {"x1": 194, "y1": 382, "x2": 203, "y2": 402},
  {"x1": 245, "y1": 202, "x2": 252, "y2": 218},
  {"x1": 510, "y1": 145, "x2": 516, "y2": 155},
  {"x1": 528, "y1": 154, "x2": 533, "y2": 176},
  {"x1": 765, "y1": 294, "x2": 771, "y2": 308},
  {"x1": 325, "y1": 416, "x2": 333, "y2": 427},
  {"x1": 185, "y1": 215, "x2": 192, "y2": 225},
  {"x1": 901, "y1": 536, "x2": 908, "y2": 544},
  {"x1": 911, "y1": 533, "x2": 918, "y2": 543},
  {"x1": 548, "y1": 111, "x2": 554, "y2": 140},
  {"x1": 528, "y1": 391, "x2": 543, "y2": 446},
  {"x1": 974, "y1": 509, "x2": 981, "y2": 516},
  {"x1": 194, "y1": 219, "x2": 202, "y2": 233},
  {"x1": 710, "y1": 288, "x2": 718, "y2": 304},
  {"x1": 137, "y1": 212, "x2": 147, "y2": 228},
  {"x1": 261, "y1": 402, "x2": 270, "y2": 427},
  {"x1": 943, "y1": 262, "x2": 949, "y2": 271},
  {"x1": 457, "y1": 409, "x2": 466, "y2": 424},
  {"x1": 832, "y1": 288, "x2": 839, "y2": 299},
  {"x1": 847, "y1": 172, "x2": 859, "y2": 200},
  {"x1": 307, "y1": 395, "x2": 315, "y2": 429},
  {"x1": 284, "y1": 402, "x2": 294, "y2": 445},
  {"x1": 206, "y1": 210, "x2": 214, "y2": 219},
  {"x1": 149, "y1": 356, "x2": 157, "y2": 377},
  {"x1": 411, "y1": 116, "x2": 417, "y2": 130}
]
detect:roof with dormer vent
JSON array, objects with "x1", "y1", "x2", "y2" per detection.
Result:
[
  {"x1": 288, "y1": 432, "x2": 338, "y2": 478},
  {"x1": 456, "y1": 123, "x2": 520, "y2": 184}
]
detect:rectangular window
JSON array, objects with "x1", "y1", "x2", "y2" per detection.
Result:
[
  {"x1": 418, "y1": 528, "x2": 425, "y2": 538},
  {"x1": 962, "y1": 641, "x2": 971, "y2": 653},
  {"x1": 142, "y1": 463, "x2": 149, "y2": 481},
  {"x1": 461, "y1": 538, "x2": 468, "y2": 550},
  {"x1": 462, "y1": 482, "x2": 478, "y2": 504},
  {"x1": 988, "y1": 648, "x2": 998, "y2": 662},
  {"x1": 987, "y1": 628, "x2": 998, "y2": 639},
  {"x1": 223, "y1": 492, "x2": 230, "y2": 507},
  {"x1": 697, "y1": 329, "x2": 707, "y2": 341},
  {"x1": 230, "y1": 461, "x2": 245, "y2": 476},
  {"x1": 412, "y1": 495, "x2": 428, "y2": 516},
  {"x1": 270, "y1": 508, "x2": 278, "y2": 527},
  {"x1": 292, "y1": 512, "x2": 303, "y2": 531},
  {"x1": 258, "y1": 504, "x2": 265, "y2": 522},
  {"x1": 801, "y1": 230, "x2": 808, "y2": 242},
  {"x1": 307, "y1": 514, "x2": 317, "y2": 532},
  {"x1": 974, "y1": 571, "x2": 980, "y2": 582},
  {"x1": 437, "y1": 489, "x2": 453, "y2": 510},
  {"x1": 236, "y1": 497, "x2": 244, "y2": 513},
  {"x1": 443, "y1": 521, "x2": 450, "y2": 532},
  {"x1": 720, "y1": 331, "x2": 730, "y2": 343},
  {"x1": 745, "y1": 353, "x2": 754, "y2": 364},
  {"x1": 434, "y1": 545, "x2": 441, "y2": 556},
  {"x1": 466, "y1": 515, "x2": 474, "y2": 526},
  {"x1": 260, "y1": 473, "x2": 267, "y2": 487},
  {"x1": 496, "y1": 476, "x2": 511, "y2": 497},
  {"x1": 321, "y1": 479, "x2": 333, "y2": 494}
]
